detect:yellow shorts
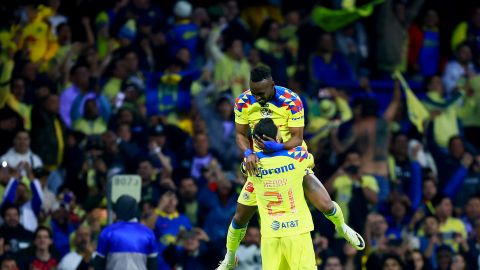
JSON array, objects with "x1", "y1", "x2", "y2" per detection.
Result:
[{"x1": 261, "y1": 233, "x2": 316, "y2": 270}]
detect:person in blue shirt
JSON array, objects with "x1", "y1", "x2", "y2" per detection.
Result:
[
  {"x1": 92, "y1": 195, "x2": 157, "y2": 270},
  {"x1": 308, "y1": 32, "x2": 356, "y2": 93},
  {"x1": 154, "y1": 188, "x2": 192, "y2": 270},
  {"x1": 145, "y1": 58, "x2": 201, "y2": 118},
  {"x1": 167, "y1": 1, "x2": 199, "y2": 60}
]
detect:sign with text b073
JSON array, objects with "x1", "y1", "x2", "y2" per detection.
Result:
[{"x1": 110, "y1": 175, "x2": 141, "y2": 203}]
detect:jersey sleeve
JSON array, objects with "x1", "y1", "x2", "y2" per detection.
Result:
[
  {"x1": 234, "y1": 94, "x2": 249, "y2": 125},
  {"x1": 287, "y1": 93, "x2": 305, "y2": 128},
  {"x1": 237, "y1": 180, "x2": 257, "y2": 206},
  {"x1": 146, "y1": 228, "x2": 159, "y2": 257},
  {"x1": 95, "y1": 228, "x2": 110, "y2": 257}
]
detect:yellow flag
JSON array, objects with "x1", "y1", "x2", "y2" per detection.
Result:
[{"x1": 394, "y1": 71, "x2": 430, "y2": 133}]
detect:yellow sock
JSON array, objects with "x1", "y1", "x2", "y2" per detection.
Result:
[
  {"x1": 323, "y1": 201, "x2": 345, "y2": 228},
  {"x1": 226, "y1": 221, "x2": 247, "y2": 252}
]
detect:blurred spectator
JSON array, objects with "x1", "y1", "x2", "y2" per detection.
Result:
[
  {"x1": 332, "y1": 81, "x2": 401, "y2": 203},
  {"x1": 419, "y1": 215, "x2": 441, "y2": 266},
  {"x1": 147, "y1": 124, "x2": 175, "y2": 173},
  {"x1": 462, "y1": 196, "x2": 480, "y2": 239},
  {"x1": 163, "y1": 228, "x2": 212, "y2": 270},
  {"x1": 0, "y1": 204, "x2": 33, "y2": 254},
  {"x1": 423, "y1": 76, "x2": 462, "y2": 149},
  {"x1": 0, "y1": 130, "x2": 43, "y2": 170},
  {"x1": 138, "y1": 158, "x2": 161, "y2": 204},
  {"x1": 376, "y1": 0, "x2": 425, "y2": 74},
  {"x1": 382, "y1": 253, "x2": 405, "y2": 270},
  {"x1": 255, "y1": 19, "x2": 293, "y2": 86},
  {"x1": 420, "y1": 177, "x2": 438, "y2": 216},
  {"x1": 429, "y1": 135, "x2": 472, "y2": 191},
  {"x1": 405, "y1": 249, "x2": 431, "y2": 270},
  {"x1": 0, "y1": 60, "x2": 31, "y2": 130},
  {"x1": 207, "y1": 27, "x2": 250, "y2": 97},
  {"x1": 0, "y1": 257, "x2": 19, "y2": 270},
  {"x1": 433, "y1": 196, "x2": 468, "y2": 252},
  {"x1": 325, "y1": 150, "x2": 379, "y2": 232},
  {"x1": 145, "y1": 58, "x2": 200, "y2": 120},
  {"x1": 442, "y1": 43, "x2": 476, "y2": 94},
  {"x1": 102, "y1": 58, "x2": 128, "y2": 102},
  {"x1": 408, "y1": 9, "x2": 441, "y2": 78},
  {"x1": 22, "y1": 226, "x2": 58, "y2": 270},
  {"x1": 2, "y1": 165, "x2": 42, "y2": 232},
  {"x1": 220, "y1": 0, "x2": 251, "y2": 46},
  {"x1": 17, "y1": 4, "x2": 58, "y2": 64},
  {"x1": 466, "y1": 218, "x2": 480, "y2": 269},
  {"x1": 30, "y1": 93, "x2": 65, "y2": 191},
  {"x1": 323, "y1": 255, "x2": 343, "y2": 270},
  {"x1": 60, "y1": 64, "x2": 90, "y2": 128},
  {"x1": 195, "y1": 89, "x2": 238, "y2": 171},
  {"x1": 309, "y1": 32, "x2": 355, "y2": 91},
  {"x1": 388, "y1": 133, "x2": 422, "y2": 209},
  {"x1": 154, "y1": 189, "x2": 191, "y2": 270},
  {"x1": 336, "y1": 22, "x2": 369, "y2": 77},
  {"x1": 178, "y1": 177, "x2": 201, "y2": 227},
  {"x1": 33, "y1": 167, "x2": 56, "y2": 214},
  {"x1": 365, "y1": 213, "x2": 389, "y2": 255},
  {"x1": 451, "y1": 253, "x2": 467, "y2": 270},
  {"x1": 202, "y1": 179, "x2": 237, "y2": 244},
  {"x1": 57, "y1": 226, "x2": 94, "y2": 270},
  {"x1": 167, "y1": 1, "x2": 199, "y2": 60},
  {"x1": 435, "y1": 245, "x2": 454, "y2": 270},
  {"x1": 72, "y1": 97, "x2": 107, "y2": 136},
  {"x1": 50, "y1": 204, "x2": 76, "y2": 258},
  {"x1": 189, "y1": 133, "x2": 215, "y2": 183},
  {"x1": 451, "y1": 7, "x2": 480, "y2": 60},
  {"x1": 236, "y1": 226, "x2": 261, "y2": 270}
]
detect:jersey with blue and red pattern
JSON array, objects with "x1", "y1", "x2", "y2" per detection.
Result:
[{"x1": 234, "y1": 86, "x2": 305, "y2": 151}]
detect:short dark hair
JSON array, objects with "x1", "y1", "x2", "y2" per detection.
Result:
[
  {"x1": 432, "y1": 195, "x2": 449, "y2": 208},
  {"x1": 0, "y1": 203, "x2": 19, "y2": 219},
  {"x1": 382, "y1": 253, "x2": 405, "y2": 268},
  {"x1": 253, "y1": 118, "x2": 277, "y2": 141},
  {"x1": 250, "y1": 66, "x2": 272, "y2": 82}
]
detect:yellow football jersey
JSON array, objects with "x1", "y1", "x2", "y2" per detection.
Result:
[
  {"x1": 234, "y1": 86, "x2": 305, "y2": 152},
  {"x1": 240, "y1": 146, "x2": 314, "y2": 238}
]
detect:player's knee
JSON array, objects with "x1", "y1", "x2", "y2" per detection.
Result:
[{"x1": 318, "y1": 198, "x2": 334, "y2": 213}]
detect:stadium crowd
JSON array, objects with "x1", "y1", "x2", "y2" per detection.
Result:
[{"x1": 0, "y1": 0, "x2": 479, "y2": 269}]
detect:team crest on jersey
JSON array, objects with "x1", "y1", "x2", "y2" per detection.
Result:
[
  {"x1": 260, "y1": 104, "x2": 272, "y2": 118},
  {"x1": 242, "y1": 192, "x2": 250, "y2": 200}
]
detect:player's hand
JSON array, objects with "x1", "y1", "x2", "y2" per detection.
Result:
[
  {"x1": 254, "y1": 135, "x2": 283, "y2": 152},
  {"x1": 245, "y1": 151, "x2": 259, "y2": 176}
]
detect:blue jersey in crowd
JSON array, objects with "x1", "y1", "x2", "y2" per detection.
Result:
[{"x1": 96, "y1": 221, "x2": 158, "y2": 270}]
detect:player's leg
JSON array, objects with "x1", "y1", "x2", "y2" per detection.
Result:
[
  {"x1": 303, "y1": 173, "x2": 365, "y2": 250},
  {"x1": 261, "y1": 237, "x2": 283, "y2": 270},
  {"x1": 217, "y1": 203, "x2": 257, "y2": 270},
  {"x1": 217, "y1": 181, "x2": 258, "y2": 270},
  {"x1": 282, "y1": 233, "x2": 316, "y2": 270}
]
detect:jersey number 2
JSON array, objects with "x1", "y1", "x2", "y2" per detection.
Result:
[{"x1": 265, "y1": 189, "x2": 296, "y2": 217}]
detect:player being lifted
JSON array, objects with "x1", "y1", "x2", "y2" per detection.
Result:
[{"x1": 217, "y1": 66, "x2": 365, "y2": 269}]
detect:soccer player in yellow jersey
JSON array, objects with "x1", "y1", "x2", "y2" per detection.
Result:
[
  {"x1": 217, "y1": 118, "x2": 365, "y2": 269},
  {"x1": 217, "y1": 66, "x2": 365, "y2": 269}
]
